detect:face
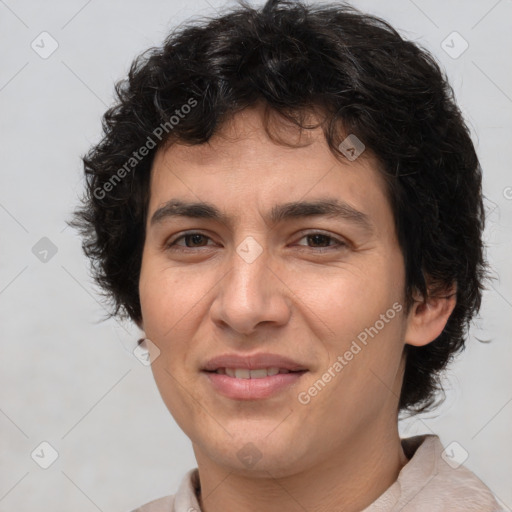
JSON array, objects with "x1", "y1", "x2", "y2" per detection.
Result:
[{"x1": 139, "y1": 106, "x2": 409, "y2": 477}]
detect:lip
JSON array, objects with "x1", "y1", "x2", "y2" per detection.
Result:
[
  {"x1": 202, "y1": 352, "x2": 308, "y2": 372},
  {"x1": 201, "y1": 352, "x2": 308, "y2": 400},
  {"x1": 203, "y1": 371, "x2": 307, "y2": 400}
]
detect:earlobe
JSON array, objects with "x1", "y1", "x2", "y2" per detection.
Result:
[{"x1": 404, "y1": 283, "x2": 457, "y2": 347}]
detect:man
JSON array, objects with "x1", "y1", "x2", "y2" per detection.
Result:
[{"x1": 72, "y1": 0, "x2": 501, "y2": 510}]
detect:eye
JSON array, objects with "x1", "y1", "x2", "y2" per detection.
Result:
[
  {"x1": 165, "y1": 230, "x2": 348, "y2": 253},
  {"x1": 166, "y1": 232, "x2": 215, "y2": 251},
  {"x1": 294, "y1": 231, "x2": 347, "y2": 251}
]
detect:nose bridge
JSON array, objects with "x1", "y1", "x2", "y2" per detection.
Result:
[
  {"x1": 226, "y1": 234, "x2": 271, "y2": 308},
  {"x1": 211, "y1": 234, "x2": 290, "y2": 334}
]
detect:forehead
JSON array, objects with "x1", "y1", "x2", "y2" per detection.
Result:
[{"x1": 148, "y1": 106, "x2": 393, "y2": 231}]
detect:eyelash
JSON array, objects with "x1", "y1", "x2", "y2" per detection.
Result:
[{"x1": 165, "y1": 231, "x2": 347, "y2": 253}]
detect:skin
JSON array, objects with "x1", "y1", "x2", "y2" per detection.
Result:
[{"x1": 138, "y1": 105, "x2": 456, "y2": 512}]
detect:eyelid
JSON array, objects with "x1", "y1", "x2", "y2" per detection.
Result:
[
  {"x1": 295, "y1": 230, "x2": 347, "y2": 247},
  {"x1": 165, "y1": 229, "x2": 348, "y2": 251},
  {"x1": 164, "y1": 230, "x2": 215, "y2": 249}
]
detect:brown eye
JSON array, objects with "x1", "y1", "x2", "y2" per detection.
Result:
[
  {"x1": 180, "y1": 234, "x2": 209, "y2": 247},
  {"x1": 295, "y1": 232, "x2": 346, "y2": 250},
  {"x1": 166, "y1": 232, "x2": 214, "y2": 250}
]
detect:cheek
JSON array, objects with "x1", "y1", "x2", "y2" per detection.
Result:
[
  {"x1": 139, "y1": 262, "x2": 202, "y2": 339},
  {"x1": 138, "y1": 263, "x2": 218, "y2": 390},
  {"x1": 302, "y1": 256, "x2": 406, "y2": 392},
  {"x1": 139, "y1": 267, "x2": 205, "y2": 426},
  {"x1": 309, "y1": 262, "x2": 401, "y2": 334},
  {"x1": 300, "y1": 303, "x2": 405, "y2": 430}
]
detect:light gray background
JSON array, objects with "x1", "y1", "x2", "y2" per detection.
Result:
[{"x1": 0, "y1": 0, "x2": 511, "y2": 510}]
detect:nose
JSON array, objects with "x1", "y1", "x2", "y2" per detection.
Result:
[{"x1": 209, "y1": 237, "x2": 291, "y2": 337}]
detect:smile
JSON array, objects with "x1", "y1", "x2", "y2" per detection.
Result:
[
  {"x1": 213, "y1": 367, "x2": 296, "y2": 378},
  {"x1": 203, "y1": 369, "x2": 307, "y2": 400}
]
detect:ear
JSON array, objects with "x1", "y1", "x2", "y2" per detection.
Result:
[{"x1": 404, "y1": 281, "x2": 457, "y2": 347}]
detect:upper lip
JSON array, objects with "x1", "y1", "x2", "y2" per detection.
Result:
[{"x1": 202, "y1": 353, "x2": 308, "y2": 372}]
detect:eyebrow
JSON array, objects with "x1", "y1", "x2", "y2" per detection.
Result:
[{"x1": 150, "y1": 198, "x2": 374, "y2": 233}]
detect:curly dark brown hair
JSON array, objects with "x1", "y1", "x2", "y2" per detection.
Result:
[{"x1": 71, "y1": 0, "x2": 488, "y2": 414}]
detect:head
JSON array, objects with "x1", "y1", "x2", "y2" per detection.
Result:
[{"x1": 73, "y1": 0, "x2": 487, "y2": 475}]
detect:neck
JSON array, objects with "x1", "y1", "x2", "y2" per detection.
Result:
[{"x1": 193, "y1": 421, "x2": 408, "y2": 512}]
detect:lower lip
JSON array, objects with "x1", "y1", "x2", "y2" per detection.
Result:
[{"x1": 203, "y1": 371, "x2": 307, "y2": 400}]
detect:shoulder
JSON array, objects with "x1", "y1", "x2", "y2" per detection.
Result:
[
  {"x1": 129, "y1": 494, "x2": 175, "y2": 512},
  {"x1": 128, "y1": 468, "x2": 200, "y2": 512},
  {"x1": 397, "y1": 435, "x2": 502, "y2": 511}
]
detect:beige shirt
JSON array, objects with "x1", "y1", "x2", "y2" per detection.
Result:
[{"x1": 131, "y1": 435, "x2": 502, "y2": 511}]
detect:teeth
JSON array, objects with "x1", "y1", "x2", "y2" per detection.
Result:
[
  {"x1": 234, "y1": 368, "x2": 250, "y2": 379},
  {"x1": 217, "y1": 367, "x2": 285, "y2": 379},
  {"x1": 247, "y1": 368, "x2": 268, "y2": 379}
]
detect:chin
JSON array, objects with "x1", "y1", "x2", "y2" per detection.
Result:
[{"x1": 198, "y1": 430, "x2": 311, "y2": 476}]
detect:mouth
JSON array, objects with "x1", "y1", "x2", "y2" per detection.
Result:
[
  {"x1": 205, "y1": 367, "x2": 306, "y2": 378},
  {"x1": 201, "y1": 353, "x2": 309, "y2": 400},
  {"x1": 202, "y1": 367, "x2": 308, "y2": 400}
]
